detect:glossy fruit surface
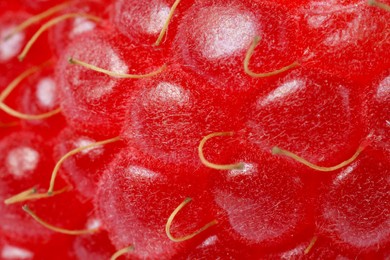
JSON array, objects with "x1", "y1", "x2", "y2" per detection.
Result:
[{"x1": 0, "y1": 0, "x2": 389, "y2": 259}]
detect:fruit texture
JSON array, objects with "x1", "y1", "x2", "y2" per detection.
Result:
[{"x1": 0, "y1": 0, "x2": 389, "y2": 259}]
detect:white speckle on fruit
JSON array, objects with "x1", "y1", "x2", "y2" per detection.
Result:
[
  {"x1": 74, "y1": 138, "x2": 104, "y2": 156},
  {"x1": 70, "y1": 17, "x2": 96, "y2": 36},
  {"x1": 150, "y1": 82, "x2": 190, "y2": 105},
  {"x1": 337, "y1": 86, "x2": 351, "y2": 112},
  {"x1": 323, "y1": 207, "x2": 390, "y2": 248},
  {"x1": 280, "y1": 244, "x2": 306, "y2": 259},
  {"x1": 6, "y1": 147, "x2": 39, "y2": 178},
  {"x1": 228, "y1": 163, "x2": 256, "y2": 178},
  {"x1": 198, "y1": 235, "x2": 218, "y2": 248},
  {"x1": 1, "y1": 245, "x2": 33, "y2": 259},
  {"x1": 323, "y1": 16, "x2": 362, "y2": 47},
  {"x1": 303, "y1": 0, "x2": 368, "y2": 48},
  {"x1": 71, "y1": 42, "x2": 128, "y2": 100},
  {"x1": 333, "y1": 163, "x2": 357, "y2": 185},
  {"x1": 260, "y1": 79, "x2": 304, "y2": 106},
  {"x1": 36, "y1": 77, "x2": 57, "y2": 108},
  {"x1": 376, "y1": 75, "x2": 390, "y2": 101},
  {"x1": 197, "y1": 7, "x2": 256, "y2": 59},
  {"x1": 307, "y1": 15, "x2": 328, "y2": 28},
  {"x1": 108, "y1": 47, "x2": 128, "y2": 76},
  {"x1": 305, "y1": 0, "x2": 350, "y2": 28},
  {"x1": 128, "y1": 166, "x2": 158, "y2": 179},
  {"x1": 0, "y1": 27, "x2": 25, "y2": 62},
  {"x1": 215, "y1": 190, "x2": 298, "y2": 243},
  {"x1": 86, "y1": 218, "x2": 102, "y2": 230},
  {"x1": 305, "y1": 0, "x2": 364, "y2": 47},
  {"x1": 145, "y1": 4, "x2": 170, "y2": 34}
]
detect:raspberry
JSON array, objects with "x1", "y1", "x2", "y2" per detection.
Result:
[
  {"x1": 57, "y1": 28, "x2": 166, "y2": 137},
  {"x1": 317, "y1": 147, "x2": 390, "y2": 255},
  {"x1": 211, "y1": 143, "x2": 312, "y2": 250},
  {"x1": 95, "y1": 148, "x2": 217, "y2": 259},
  {"x1": 120, "y1": 65, "x2": 240, "y2": 167},
  {"x1": 243, "y1": 68, "x2": 364, "y2": 166},
  {"x1": 47, "y1": 0, "x2": 109, "y2": 57},
  {"x1": 296, "y1": 0, "x2": 390, "y2": 84},
  {"x1": 0, "y1": 0, "x2": 389, "y2": 259},
  {"x1": 173, "y1": 0, "x2": 301, "y2": 93},
  {"x1": 362, "y1": 69, "x2": 390, "y2": 156},
  {"x1": 53, "y1": 127, "x2": 124, "y2": 200}
]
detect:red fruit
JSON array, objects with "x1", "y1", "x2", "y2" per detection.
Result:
[
  {"x1": 0, "y1": 131, "x2": 55, "y2": 243},
  {"x1": 53, "y1": 127, "x2": 124, "y2": 200},
  {"x1": 0, "y1": 0, "x2": 389, "y2": 258},
  {"x1": 173, "y1": 0, "x2": 302, "y2": 93},
  {"x1": 0, "y1": 235, "x2": 75, "y2": 260},
  {"x1": 111, "y1": 0, "x2": 193, "y2": 46},
  {"x1": 362, "y1": 70, "x2": 389, "y2": 156},
  {"x1": 180, "y1": 233, "x2": 258, "y2": 259},
  {"x1": 120, "y1": 65, "x2": 241, "y2": 167},
  {"x1": 0, "y1": 11, "x2": 31, "y2": 63},
  {"x1": 0, "y1": 63, "x2": 65, "y2": 133},
  {"x1": 48, "y1": 0, "x2": 110, "y2": 57},
  {"x1": 0, "y1": 71, "x2": 22, "y2": 127},
  {"x1": 316, "y1": 147, "x2": 390, "y2": 256},
  {"x1": 95, "y1": 148, "x2": 217, "y2": 259},
  {"x1": 72, "y1": 223, "x2": 116, "y2": 260},
  {"x1": 211, "y1": 143, "x2": 311, "y2": 251},
  {"x1": 13, "y1": 65, "x2": 66, "y2": 131},
  {"x1": 0, "y1": 240, "x2": 35, "y2": 260},
  {"x1": 0, "y1": 9, "x2": 56, "y2": 127},
  {"x1": 297, "y1": 0, "x2": 390, "y2": 83},
  {"x1": 0, "y1": 2, "x2": 22, "y2": 14},
  {"x1": 243, "y1": 69, "x2": 364, "y2": 166},
  {"x1": 0, "y1": 8, "x2": 53, "y2": 63},
  {"x1": 57, "y1": 28, "x2": 165, "y2": 137},
  {"x1": 20, "y1": 0, "x2": 111, "y2": 14},
  {"x1": 20, "y1": 0, "x2": 67, "y2": 12},
  {"x1": 0, "y1": 130, "x2": 97, "y2": 259},
  {"x1": 264, "y1": 236, "x2": 344, "y2": 259}
]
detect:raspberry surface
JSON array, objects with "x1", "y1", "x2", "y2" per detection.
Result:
[{"x1": 0, "y1": 0, "x2": 389, "y2": 259}]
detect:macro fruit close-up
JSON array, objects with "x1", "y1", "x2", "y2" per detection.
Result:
[{"x1": 0, "y1": 0, "x2": 389, "y2": 259}]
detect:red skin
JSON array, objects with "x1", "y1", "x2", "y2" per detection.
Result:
[
  {"x1": 0, "y1": 131, "x2": 94, "y2": 248},
  {"x1": 48, "y1": 0, "x2": 112, "y2": 58},
  {"x1": 0, "y1": 131, "x2": 56, "y2": 243},
  {"x1": 0, "y1": 9, "x2": 55, "y2": 126},
  {"x1": 121, "y1": 64, "x2": 243, "y2": 168},
  {"x1": 95, "y1": 148, "x2": 217, "y2": 259},
  {"x1": 208, "y1": 143, "x2": 312, "y2": 253},
  {"x1": 295, "y1": 0, "x2": 390, "y2": 84},
  {"x1": 0, "y1": 68, "x2": 22, "y2": 126},
  {"x1": 19, "y1": 0, "x2": 114, "y2": 13},
  {"x1": 316, "y1": 147, "x2": 390, "y2": 257},
  {"x1": 179, "y1": 232, "x2": 259, "y2": 259},
  {"x1": 0, "y1": 9, "x2": 46, "y2": 81},
  {"x1": 362, "y1": 69, "x2": 390, "y2": 157},
  {"x1": 110, "y1": 0, "x2": 195, "y2": 47},
  {"x1": 241, "y1": 68, "x2": 364, "y2": 167},
  {"x1": 72, "y1": 230, "x2": 116, "y2": 260},
  {"x1": 172, "y1": 0, "x2": 303, "y2": 95},
  {"x1": 1, "y1": 235, "x2": 75, "y2": 260},
  {"x1": 0, "y1": 0, "x2": 390, "y2": 258},
  {"x1": 0, "y1": 63, "x2": 65, "y2": 132},
  {"x1": 53, "y1": 127, "x2": 125, "y2": 201},
  {"x1": 19, "y1": 0, "x2": 67, "y2": 12},
  {"x1": 264, "y1": 236, "x2": 346, "y2": 260},
  {"x1": 14, "y1": 66, "x2": 67, "y2": 132},
  {"x1": 0, "y1": 9, "x2": 53, "y2": 63},
  {"x1": 56, "y1": 28, "x2": 165, "y2": 137}
]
